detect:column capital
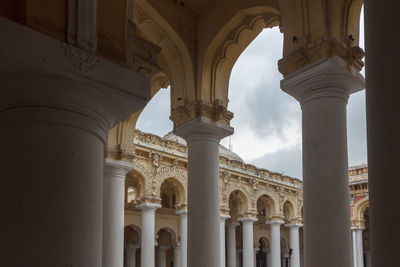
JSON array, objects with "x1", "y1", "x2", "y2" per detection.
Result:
[
  {"x1": 238, "y1": 217, "x2": 258, "y2": 224},
  {"x1": 266, "y1": 219, "x2": 285, "y2": 226},
  {"x1": 0, "y1": 17, "x2": 150, "y2": 141},
  {"x1": 351, "y1": 226, "x2": 365, "y2": 231},
  {"x1": 127, "y1": 243, "x2": 141, "y2": 250},
  {"x1": 157, "y1": 245, "x2": 170, "y2": 251},
  {"x1": 136, "y1": 202, "x2": 161, "y2": 211},
  {"x1": 176, "y1": 208, "x2": 188, "y2": 216},
  {"x1": 227, "y1": 221, "x2": 240, "y2": 228},
  {"x1": 174, "y1": 116, "x2": 234, "y2": 142},
  {"x1": 104, "y1": 158, "x2": 133, "y2": 179},
  {"x1": 220, "y1": 214, "x2": 231, "y2": 221},
  {"x1": 285, "y1": 223, "x2": 303, "y2": 229},
  {"x1": 281, "y1": 56, "x2": 365, "y2": 107}
]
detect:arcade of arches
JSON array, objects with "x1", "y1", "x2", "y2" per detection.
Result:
[
  {"x1": 112, "y1": 131, "x2": 371, "y2": 267},
  {"x1": 1, "y1": 1, "x2": 398, "y2": 267}
]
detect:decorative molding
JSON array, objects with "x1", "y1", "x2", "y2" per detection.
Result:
[
  {"x1": 278, "y1": 37, "x2": 364, "y2": 77},
  {"x1": 54, "y1": 43, "x2": 100, "y2": 73},
  {"x1": 170, "y1": 100, "x2": 234, "y2": 128}
]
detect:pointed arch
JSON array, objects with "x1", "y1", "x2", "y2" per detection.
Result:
[
  {"x1": 228, "y1": 189, "x2": 250, "y2": 217},
  {"x1": 132, "y1": 0, "x2": 195, "y2": 110},
  {"x1": 126, "y1": 170, "x2": 146, "y2": 204},
  {"x1": 201, "y1": 6, "x2": 281, "y2": 108},
  {"x1": 352, "y1": 196, "x2": 369, "y2": 222}
]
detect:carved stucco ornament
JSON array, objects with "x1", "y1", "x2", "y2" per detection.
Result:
[{"x1": 54, "y1": 43, "x2": 100, "y2": 73}]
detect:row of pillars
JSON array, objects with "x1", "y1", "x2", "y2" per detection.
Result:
[
  {"x1": 125, "y1": 243, "x2": 181, "y2": 267},
  {"x1": 222, "y1": 218, "x2": 302, "y2": 267},
  {"x1": 2, "y1": 1, "x2": 399, "y2": 265}
]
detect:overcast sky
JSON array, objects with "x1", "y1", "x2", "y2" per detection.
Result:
[{"x1": 136, "y1": 10, "x2": 367, "y2": 179}]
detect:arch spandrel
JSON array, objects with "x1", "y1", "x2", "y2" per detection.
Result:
[
  {"x1": 344, "y1": 0, "x2": 364, "y2": 47},
  {"x1": 131, "y1": 160, "x2": 155, "y2": 199},
  {"x1": 132, "y1": 0, "x2": 196, "y2": 112},
  {"x1": 278, "y1": 0, "x2": 365, "y2": 76}
]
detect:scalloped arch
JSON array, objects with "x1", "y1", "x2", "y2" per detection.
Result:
[
  {"x1": 201, "y1": 6, "x2": 280, "y2": 107},
  {"x1": 352, "y1": 196, "x2": 369, "y2": 221}
]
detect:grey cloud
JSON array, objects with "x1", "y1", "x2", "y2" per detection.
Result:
[
  {"x1": 136, "y1": 87, "x2": 173, "y2": 136},
  {"x1": 243, "y1": 78, "x2": 300, "y2": 139},
  {"x1": 347, "y1": 91, "x2": 367, "y2": 167},
  {"x1": 250, "y1": 144, "x2": 303, "y2": 179}
]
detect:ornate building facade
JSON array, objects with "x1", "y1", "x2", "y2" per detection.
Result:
[{"x1": 106, "y1": 130, "x2": 370, "y2": 267}]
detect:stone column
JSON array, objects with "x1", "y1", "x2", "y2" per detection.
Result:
[
  {"x1": 221, "y1": 215, "x2": 231, "y2": 267},
  {"x1": 126, "y1": 244, "x2": 140, "y2": 267},
  {"x1": 137, "y1": 203, "x2": 161, "y2": 267},
  {"x1": 239, "y1": 217, "x2": 257, "y2": 267},
  {"x1": 237, "y1": 249, "x2": 243, "y2": 267},
  {"x1": 0, "y1": 17, "x2": 149, "y2": 267},
  {"x1": 285, "y1": 223, "x2": 302, "y2": 267},
  {"x1": 103, "y1": 159, "x2": 133, "y2": 267},
  {"x1": 355, "y1": 227, "x2": 364, "y2": 267},
  {"x1": 281, "y1": 56, "x2": 364, "y2": 267},
  {"x1": 267, "y1": 220, "x2": 284, "y2": 267},
  {"x1": 174, "y1": 244, "x2": 182, "y2": 267},
  {"x1": 351, "y1": 227, "x2": 358, "y2": 267},
  {"x1": 364, "y1": 0, "x2": 400, "y2": 265},
  {"x1": 175, "y1": 117, "x2": 233, "y2": 267},
  {"x1": 176, "y1": 209, "x2": 188, "y2": 267},
  {"x1": 227, "y1": 222, "x2": 239, "y2": 267},
  {"x1": 157, "y1": 246, "x2": 169, "y2": 267}
]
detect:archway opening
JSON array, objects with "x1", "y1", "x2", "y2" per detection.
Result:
[
  {"x1": 124, "y1": 225, "x2": 141, "y2": 267},
  {"x1": 125, "y1": 170, "x2": 146, "y2": 207},
  {"x1": 156, "y1": 228, "x2": 176, "y2": 267},
  {"x1": 160, "y1": 178, "x2": 185, "y2": 211}
]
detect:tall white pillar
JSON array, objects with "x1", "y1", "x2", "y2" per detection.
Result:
[
  {"x1": 352, "y1": 227, "x2": 358, "y2": 267},
  {"x1": 267, "y1": 220, "x2": 284, "y2": 267},
  {"x1": 227, "y1": 222, "x2": 239, "y2": 267},
  {"x1": 281, "y1": 56, "x2": 364, "y2": 267},
  {"x1": 285, "y1": 223, "x2": 302, "y2": 267},
  {"x1": 239, "y1": 217, "x2": 257, "y2": 267},
  {"x1": 355, "y1": 228, "x2": 364, "y2": 267},
  {"x1": 175, "y1": 117, "x2": 233, "y2": 267},
  {"x1": 176, "y1": 209, "x2": 188, "y2": 267},
  {"x1": 126, "y1": 244, "x2": 140, "y2": 267},
  {"x1": 174, "y1": 244, "x2": 182, "y2": 267},
  {"x1": 365, "y1": 0, "x2": 400, "y2": 265},
  {"x1": 137, "y1": 203, "x2": 161, "y2": 267},
  {"x1": 103, "y1": 159, "x2": 133, "y2": 267},
  {"x1": 221, "y1": 215, "x2": 231, "y2": 267},
  {"x1": 157, "y1": 246, "x2": 169, "y2": 267},
  {"x1": 0, "y1": 17, "x2": 149, "y2": 267}
]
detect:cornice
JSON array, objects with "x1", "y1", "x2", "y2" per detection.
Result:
[{"x1": 278, "y1": 37, "x2": 364, "y2": 77}]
